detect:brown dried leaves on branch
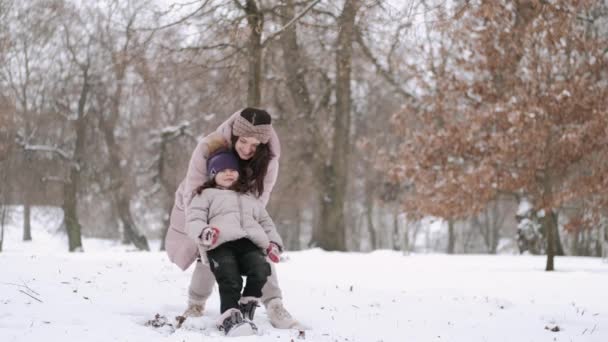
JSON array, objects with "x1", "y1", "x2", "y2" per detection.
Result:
[{"x1": 391, "y1": 0, "x2": 608, "y2": 219}]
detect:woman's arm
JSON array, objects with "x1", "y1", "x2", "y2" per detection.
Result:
[
  {"x1": 259, "y1": 124, "x2": 281, "y2": 207},
  {"x1": 183, "y1": 141, "x2": 210, "y2": 207},
  {"x1": 258, "y1": 207, "x2": 283, "y2": 249},
  {"x1": 259, "y1": 158, "x2": 279, "y2": 207},
  {"x1": 183, "y1": 132, "x2": 228, "y2": 207}
]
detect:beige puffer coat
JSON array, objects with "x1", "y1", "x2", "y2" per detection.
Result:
[{"x1": 186, "y1": 188, "x2": 283, "y2": 253}]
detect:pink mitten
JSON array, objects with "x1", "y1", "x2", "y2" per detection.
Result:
[
  {"x1": 266, "y1": 242, "x2": 281, "y2": 263},
  {"x1": 200, "y1": 227, "x2": 220, "y2": 247}
]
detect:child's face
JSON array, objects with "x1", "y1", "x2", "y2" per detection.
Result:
[{"x1": 215, "y1": 169, "x2": 239, "y2": 188}]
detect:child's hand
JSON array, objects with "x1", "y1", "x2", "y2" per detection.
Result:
[
  {"x1": 200, "y1": 227, "x2": 219, "y2": 247},
  {"x1": 266, "y1": 242, "x2": 281, "y2": 263}
]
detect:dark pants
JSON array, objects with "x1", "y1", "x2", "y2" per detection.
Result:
[{"x1": 207, "y1": 238, "x2": 271, "y2": 314}]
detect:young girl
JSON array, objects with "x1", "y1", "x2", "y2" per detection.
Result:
[{"x1": 185, "y1": 149, "x2": 283, "y2": 336}]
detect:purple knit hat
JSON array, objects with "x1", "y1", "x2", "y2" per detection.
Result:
[{"x1": 207, "y1": 150, "x2": 240, "y2": 178}]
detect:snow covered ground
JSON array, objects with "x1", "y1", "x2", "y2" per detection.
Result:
[{"x1": 1, "y1": 209, "x2": 607, "y2": 342}]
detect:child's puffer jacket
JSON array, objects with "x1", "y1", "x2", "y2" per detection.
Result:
[{"x1": 186, "y1": 188, "x2": 283, "y2": 252}]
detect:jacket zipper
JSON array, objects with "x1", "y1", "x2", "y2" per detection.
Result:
[{"x1": 237, "y1": 192, "x2": 244, "y2": 229}]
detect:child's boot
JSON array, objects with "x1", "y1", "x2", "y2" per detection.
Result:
[
  {"x1": 238, "y1": 296, "x2": 260, "y2": 320},
  {"x1": 217, "y1": 308, "x2": 258, "y2": 337}
]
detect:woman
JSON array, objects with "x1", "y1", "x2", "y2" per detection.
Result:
[{"x1": 165, "y1": 108, "x2": 300, "y2": 329}]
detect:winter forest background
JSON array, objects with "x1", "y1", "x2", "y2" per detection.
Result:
[{"x1": 1, "y1": 0, "x2": 607, "y2": 271}]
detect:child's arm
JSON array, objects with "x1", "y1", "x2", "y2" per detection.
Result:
[{"x1": 185, "y1": 192, "x2": 213, "y2": 245}]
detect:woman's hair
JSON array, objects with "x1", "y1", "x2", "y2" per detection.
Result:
[
  {"x1": 195, "y1": 171, "x2": 249, "y2": 195},
  {"x1": 231, "y1": 134, "x2": 273, "y2": 198},
  {"x1": 240, "y1": 107, "x2": 272, "y2": 125}
]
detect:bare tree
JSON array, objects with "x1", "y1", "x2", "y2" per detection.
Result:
[
  {"x1": 392, "y1": 0, "x2": 608, "y2": 270},
  {"x1": 0, "y1": 0, "x2": 13, "y2": 252},
  {"x1": 49, "y1": 5, "x2": 97, "y2": 252},
  {"x1": 312, "y1": 0, "x2": 361, "y2": 251},
  {"x1": 90, "y1": 2, "x2": 157, "y2": 251},
  {"x1": 2, "y1": 0, "x2": 64, "y2": 242},
  {"x1": 0, "y1": 86, "x2": 13, "y2": 253}
]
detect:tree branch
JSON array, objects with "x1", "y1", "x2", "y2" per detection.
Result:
[
  {"x1": 15, "y1": 135, "x2": 80, "y2": 171},
  {"x1": 232, "y1": 0, "x2": 245, "y2": 11},
  {"x1": 23, "y1": 144, "x2": 72, "y2": 161},
  {"x1": 262, "y1": 0, "x2": 322, "y2": 47},
  {"x1": 354, "y1": 28, "x2": 415, "y2": 100},
  {"x1": 41, "y1": 176, "x2": 68, "y2": 184},
  {"x1": 137, "y1": 0, "x2": 213, "y2": 31}
]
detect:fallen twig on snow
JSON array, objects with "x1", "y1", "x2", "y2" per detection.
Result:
[
  {"x1": 19, "y1": 290, "x2": 43, "y2": 303},
  {"x1": 2, "y1": 282, "x2": 40, "y2": 296}
]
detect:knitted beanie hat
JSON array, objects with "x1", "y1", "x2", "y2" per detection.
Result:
[
  {"x1": 232, "y1": 108, "x2": 272, "y2": 144},
  {"x1": 207, "y1": 150, "x2": 240, "y2": 178}
]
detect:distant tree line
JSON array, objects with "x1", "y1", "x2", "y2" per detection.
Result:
[{"x1": 0, "y1": 0, "x2": 606, "y2": 270}]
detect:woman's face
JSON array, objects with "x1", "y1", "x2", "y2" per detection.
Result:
[
  {"x1": 215, "y1": 169, "x2": 239, "y2": 188},
  {"x1": 234, "y1": 136, "x2": 261, "y2": 160}
]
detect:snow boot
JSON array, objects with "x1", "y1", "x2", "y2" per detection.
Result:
[
  {"x1": 239, "y1": 296, "x2": 260, "y2": 320},
  {"x1": 217, "y1": 308, "x2": 258, "y2": 337},
  {"x1": 265, "y1": 298, "x2": 303, "y2": 329},
  {"x1": 182, "y1": 300, "x2": 205, "y2": 318}
]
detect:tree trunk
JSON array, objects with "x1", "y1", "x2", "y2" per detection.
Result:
[
  {"x1": 489, "y1": 202, "x2": 500, "y2": 254},
  {"x1": 97, "y1": 50, "x2": 150, "y2": 251},
  {"x1": 23, "y1": 202, "x2": 32, "y2": 241},
  {"x1": 318, "y1": 165, "x2": 346, "y2": 250},
  {"x1": 63, "y1": 65, "x2": 90, "y2": 252},
  {"x1": 581, "y1": 229, "x2": 590, "y2": 256},
  {"x1": 599, "y1": 224, "x2": 608, "y2": 259},
  {"x1": 396, "y1": 211, "x2": 410, "y2": 253},
  {"x1": 279, "y1": 0, "x2": 312, "y2": 116},
  {"x1": 552, "y1": 211, "x2": 565, "y2": 256},
  {"x1": 159, "y1": 202, "x2": 171, "y2": 251},
  {"x1": 595, "y1": 225, "x2": 603, "y2": 257},
  {"x1": 63, "y1": 179, "x2": 83, "y2": 252},
  {"x1": 291, "y1": 207, "x2": 302, "y2": 250},
  {"x1": 310, "y1": 195, "x2": 322, "y2": 248},
  {"x1": 392, "y1": 205, "x2": 402, "y2": 251},
  {"x1": 317, "y1": 1, "x2": 359, "y2": 251},
  {"x1": 63, "y1": 158, "x2": 84, "y2": 252},
  {"x1": 0, "y1": 142, "x2": 8, "y2": 252},
  {"x1": 490, "y1": 224, "x2": 499, "y2": 253},
  {"x1": 279, "y1": 0, "x2": 325, "y2": 250},
  {"x1": 447, "y1": 219, "x2": 455, "y2": 254},
  {"x1": 160, "y1": 224, "x2": 169, "y2": 251},
  {"x1": 571, "y1": 229, "x2": 580, "y2": 256},
  {"x1": 245, "y1": 0, "x2": 263, "y2": 107},
  {"x1": 0, "y1": 205, "x2": 6, "y2": 252},
  {"x1": 541, "y1": 169, "x2": 557, "y2": 270},
  {"x1": 544, "y1": 209, "x2": 556, "y2": 271},
  {"x1": 121, "y1": 220, "x2": 130, "y2": 244},
  {"x1": 472, "y1": 215, "x2": 490, "y2": 253},
  {"x1": 99, "y1": 117, "x2": 149, "y2": 251},
  {"x1": 116, "y1": 195, "x2": 149, "y2": 251},
  {"x1": 364, "y1": 178, "x2": 377, "y2": 249}
]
